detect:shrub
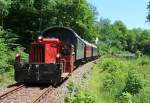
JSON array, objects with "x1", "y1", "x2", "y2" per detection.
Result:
[
  {"x1": 132, "y1": 87, "x2": 150, "y2": 103},
  {"x1": 65, "y1": 81, "x2": 96, "y2": 103},
  {"x1": 138, "y1": 58, "x2": 150, "y2": 66},
  {"x1": 119, "y1": 92, "x2": 133, "y2": 103},
  {"x1": 0, "y1": 27, "x2": 27, "y2": 86},
  {"x1": 123, "y1": 70, "x2": 143, "y2": 95},
  {"x1": 101, "y1": 58, "x2": 120, "y2": 73},
  {"x1": 103, "y1": 73, "x2": 115, "y2": 90},
  {"x1": 135, "y1": 50, "x2": 142, "y2": 58}
]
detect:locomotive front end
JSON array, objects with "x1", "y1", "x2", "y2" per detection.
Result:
[{"x1": 14, "y1": 37, "x2": 62, "y2": 84}]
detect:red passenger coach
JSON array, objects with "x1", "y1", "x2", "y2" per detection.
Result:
[
  {"x1": 84, "y1": 41, "x2": 92, "y2": 60},
  {"x1": 14, "y1": 27, "x2": 99, "y2": 85}
]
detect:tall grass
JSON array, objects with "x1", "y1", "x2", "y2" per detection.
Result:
[{"x1": 89, "y1": 55, "x2": 150, "y2": 103}]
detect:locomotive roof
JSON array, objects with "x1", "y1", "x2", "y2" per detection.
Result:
[
  {"x1": 41, "y1": 27, "x2": 97, "y2": 47},
  {"x1": 41, "y1": 27, "x2": 83, "y2": 40}
]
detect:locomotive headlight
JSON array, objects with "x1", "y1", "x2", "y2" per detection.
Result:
[
  {"x1": 38, "y1": 36, "x2": 43, "y2": 41},
  {"x1": 16, "y1": 53, "x2": 20, "y2": 57},
  {"x1": 56, "y1": 53, "x2": 60, "y2": 58},
  {"x1": 15, "y1": 53, "x2": 21, "y2": 63}
]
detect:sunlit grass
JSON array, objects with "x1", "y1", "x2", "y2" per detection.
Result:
[
  {"x1": 0, "y1": 70, "x2": 15, "y2": 87},
  {"x1": 89, "y1": 55, "x2": 150, "y2": 103}
]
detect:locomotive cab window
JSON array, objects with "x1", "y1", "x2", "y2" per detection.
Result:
[{"x1": 61, "y1": 45, "x2": 71, "y2": 55}]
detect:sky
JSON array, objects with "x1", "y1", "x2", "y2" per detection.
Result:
[{"x1": 88, "y1": 0, "x2": 150, "y2": 29}]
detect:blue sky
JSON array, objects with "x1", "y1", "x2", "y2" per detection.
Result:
[{"x1": 88, "y1": 0, "x2": 150, "y2": 29}]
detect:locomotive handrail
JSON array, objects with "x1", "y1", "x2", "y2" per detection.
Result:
[{"x1": 60, "y1": 59, "x2": 66, "y2": 73}]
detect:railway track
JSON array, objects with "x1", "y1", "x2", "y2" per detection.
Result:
[
  {"x1": 0, "y1": 83, "x2": 25, "y2": 100},
  {"x1": 0, "y1": 83, "x2": 56, "y2": 103},
  {"x1": 31, "y1": 86, "x2": 55, "y2": 103},
  {"x1": 0, "y1": 60, "x2": 98, "y2": 103}
]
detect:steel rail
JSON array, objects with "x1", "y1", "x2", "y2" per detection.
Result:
[
  {"x1": 31, "y1": 86, "x2": 55, "y2": 103},
  {"x1": 0, "y1": 84, "x2": 24, "y2": 99}
]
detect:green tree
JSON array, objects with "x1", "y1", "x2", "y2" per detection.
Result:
[
  {"x1": 4, "y1": 0, "x2": 98, "y2": 48},
  {"x1": 147, "y1": 1, "x2": 150, "y2": 22},
  {"x1": 111, "y1": 21, "x2": 127, "y2": 50},
  {"x1": 0, "y1": 0, "x2": 11, "y2": 26}
]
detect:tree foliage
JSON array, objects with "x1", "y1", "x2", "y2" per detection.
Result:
[
  {"x1": 1, "y1": 0, "x2": 149, "y2": 55},
  {"x1": 3, "y1": 0, "x2": 98, "y2": 48},
  {"x1": 98, "y1": 18, "x2": 150, "y2": 55},
  {"x1": 0, "y1": 27, "x2": 24, "y2": 73},
  {"x1": 147, "y1": 1, "x2": 150, "y2": 22},
  {"x1": 0, "y1": 0, "x2": 11, "y2": 26}
]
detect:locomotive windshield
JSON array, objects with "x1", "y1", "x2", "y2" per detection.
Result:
[{"x1": 61, "y1": 44, "x2": 71, "y2": 55}]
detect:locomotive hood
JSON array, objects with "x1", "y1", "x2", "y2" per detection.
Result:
[{"x1": 29, "y1": 38, "x2": 61, "y2": 64}]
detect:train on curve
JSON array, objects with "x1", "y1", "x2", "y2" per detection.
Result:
[{"x1": 14, "y1": 27, "x2": 99, "y2": 85}]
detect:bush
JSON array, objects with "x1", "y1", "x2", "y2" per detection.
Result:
[
  {"x1": 132, "y1": 87, "x2": 150, "y2": 103},
  {"x1": 101, "y1": 57, "x2": 120, "y2": 73},
  {"x1": 138, "y1": 57, "x2": 150, "y2": 66},
  {"x1": 0, "y1": 27, "x2": 27, "y2": 86},
  {"x1": 119, "y1": 92, "x2": 133, "y2": 103},
  {"x1": 103, "y1": 73, "x2": 115, "y2": 90},
  {"x1": 65, "y1": 90, "x2": 96, "y2": 103},
  {"x1": 65, "y1": 81, "x2": 96, "y2": 103},
  {"x1": 123, "y1": 70, "x2": 143, "y2": 95}
]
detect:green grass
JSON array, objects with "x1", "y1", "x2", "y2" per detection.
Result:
[
  {"x1": 89, "y1": 55, "x2": 150, "y2": 103},
  {"x1": 0, "y1": 70, "x2": 15, "y2": 87}
]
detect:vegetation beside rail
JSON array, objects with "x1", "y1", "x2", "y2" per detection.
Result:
[
  {"x1": 0, "y1": 27, "x2": 27, "y2": 86},
  {"x1": 66, "y1": 54, "x2": 150, "y2": 103},
  {"x1": 89, "y1": 55, "x2": 150, "y2": 103}
]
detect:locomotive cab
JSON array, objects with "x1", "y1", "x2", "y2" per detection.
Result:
[{"x1": 29, "y1": 37, "x2": 60, "y2": 64}]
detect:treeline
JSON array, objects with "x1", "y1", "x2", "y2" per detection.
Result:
[
  {"x1": 0, "y1": 0, "x2": 98, "y2": 48},
  {"x1": 98, "y1": 19, "x2": 150, "y2": 55},
  {"x1": 1, "y1": 0, "x2": 150, "y2": 55}
]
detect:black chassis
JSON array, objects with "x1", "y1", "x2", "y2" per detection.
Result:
[{"x1": 14, "y1": 62, "x2": 62, "y2": 84}]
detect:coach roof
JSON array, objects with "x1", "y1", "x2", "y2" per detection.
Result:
[{"x1": 41, "y1": 27, "x2": 96, "y2": 47}]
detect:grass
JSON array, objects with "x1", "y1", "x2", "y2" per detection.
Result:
[
  {"x1": 0, "y1": 70, "x2": 15, "y2": 87},
  {"x1": 89, "y1": 55, "x2": 150, "y2": 103}
]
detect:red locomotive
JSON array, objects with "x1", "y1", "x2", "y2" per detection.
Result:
[{"x1": 14, "y1": 27, "x2": 99, "y2": 84}]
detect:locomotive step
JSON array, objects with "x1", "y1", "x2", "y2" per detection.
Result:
[{"x1": 61, "y1": 73, "x2": 69, "y2": 78}]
